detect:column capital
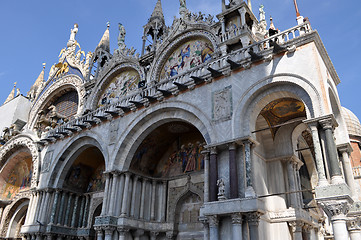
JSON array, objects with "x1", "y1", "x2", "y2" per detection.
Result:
[
  {"x1": 208, "y1": 215, "x2": 219, "y2": 227},
  {"x1": 303, "y1": 114, "x2": 338, "y2": 129},
  {"x1": 166, "y1": 231, "x2": 176, "y2": 239},
  {"x1": 289, "y1": 220, "x2": 304, "y2": 233},
  {"x1": 337, "y1": 143, "x2": 353, "y2": 154},
  {"x1": 102, "y1": 226, "x2": 115, "y2": 235},
  {"x1": 210, "y1": 147, "x2": 217, "y2": 155},
  {"x1": 228, "y1": 142, "x2": 237, "y2": 150},
  {"x1": 117, "y1": 227, "x2": 130, "y2": 235},
  {"x1": 133, "y1": 229, "x2": 144, "y2": 237},
  {"x1": 303, "y1": 223, "x2": 314, "y2": 233},
  {"x1": 320, "y1": 201, "x2": 350, "y2": 220},
  {"x1": 219, "y1": 16, "x2": 225, "y2": 22},
  {"x1": 247, "y1": 212, "x2": 261, "y2": 226},
  {"x1": 150, "y1": 231, "x2": 159, "y2": 237},
  {"x1": 231, "y1": 213, "x2": 243, "y2": 224},
  {"x1": 347, "y1": 217, "x2": 361, "y2": 231}
]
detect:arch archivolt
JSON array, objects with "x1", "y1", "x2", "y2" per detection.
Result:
[
  {"x1": 111, "y1": 100, "x2": 216, "y2": 170},
  {"x1": 0, "y1": 135, "x2": 39, "y2": 188},
  {"x1": 29, "y1": 74, "x2": 86, "y2": 129},
  {"x1": 88, "y1": 62, "x2": 145, "y2": 110},
  {"x1": 0, "y1": 194, "x2": 30, "y2": 238},
  {"x1": 232, "y1": 73, "x2": 323, "y2": 137},
  {"x1": 150, "y1": 29, "x2": 218, "y2": 82},
  {"x1": 48, "y1": 133, "x2": 108, "y2": 188}
]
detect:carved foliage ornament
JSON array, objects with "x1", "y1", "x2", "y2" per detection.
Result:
[{"x1": 0, "y1": 136, "x2": 39, "y2": 188}]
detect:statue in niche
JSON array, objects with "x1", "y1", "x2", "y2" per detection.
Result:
[
  {"x1": 217, "y1": 178, "x2": 226, "y2": 200},
  {"x1": 118, "y1": 23, "x2": 126, "y2": 49},
  {"x1": 179, "y1": 0, "x2": 186, "y2": 8}
]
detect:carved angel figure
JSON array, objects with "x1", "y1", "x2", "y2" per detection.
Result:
[
  {"x1": 118, "y1": 23, "x2": 126, "y2": 49},
  {"x1": 180, "y1": 0, "x2": 186, "y2": 8},
  {"x1": 259, "y1": 5, "x2": 266, "y2": 21},
  {"x1": 69, "y1": 23, "x2": 79, "y2": 42}
]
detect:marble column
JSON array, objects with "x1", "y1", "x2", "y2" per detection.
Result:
[
  {"x1": 121, "y1": 173, "x2": 131, "y2": 216},
  {"x1": 78, "y1": 196, "x2": 86, "y2": 227},
  {"x1": 239, "y1": 7, "x2": 246, "y2": 26},
  {"x1": 347, "y1": 217, "x2": 361, "y2": 240},
  {"x1": 130, "y1": 175, "x2": 139, "y2": 217},
  {"x1": 307, "y1": 122, "x2": 328, "y2": 186},
  {"x1": 247, "y1": 212, "x2": 260, "y2": 240},
  {"x1": 200, "y1": 217, "x2": 209, "y2": 240},
  {"x1": 287, "y1": 159, "x2": 298, "y2": 208},
  {"x1": 244, "y1": 140, "x2": 255, "y2": 197},
  {"x1": 150, "y1": 231, "x2": 159, "y2": 240},
  {"x1": 94, "y1": 227, "x2": 103, "y2": 240},
  {"x1": 322, "y1": 201, "x2": 350, "y2": 240},
  {"x1": 71, "y1": 194, "x2": 79, "y2": 228},
  {"x1": 140, "y1": 178, "x2": 146, "y2": 219},
  {"x1": 319, "y1": 119, "x2": 343, "y2": 184},
  {"x1": 82, "y1": 194, "x2": 90, "y2": 227},
  {"x1": 41, "y1": 190, "x2": 52, "y2": 223},
  {"x1": 289, "y1": 221, "x2": 303, "y2": 240},
  {"x1": 117, "y1": 228, "x2": 129, "y2": 240},
  {"x1": 208, "y1": 215, "x2": 219, "y2": 240},
  {"x1": 64, "y1": 193, "x2": 73, "y2": 226},
  {"x1": 141, "y1": 36, "x2": 146, "y2": 55},
  {"x1": 229, "y1": 143, "x2": 238, "y2": 199},
  {"x1": 133, "y1": 229, "x2": 145, "y2": 240},
  {"x1": 103, "y1": 227, "x2": 114, "y2": 240},
  {"x1": 50, "y1": 190, "x2": 60, "y2": 224},
  {"x1": 35, "y1": 191, "x2": 45, "y2": 223},
  {"x1": 57, "y1": 191, "x2": 67, "y2": 225},
  {"x1": 115, "y1": 174, "x2": 125, "y2": 216},
  {"x1": 25, "y1": 193, "x2": 34, "y2": 225},
  {"x1": 108, "y1": 173, "x2": 118, "y2": 216},
  {"x1": 209, "y1": 148, "x2": 218, "y2": 202},
  {"x1": 160, "y1": 181, "x2": 167, "y2": 222},
  {"x1": 101, "y1": 173, "x2": 111, "y2": 216},
  {"x1": 150, "y1": 180, "x2": 156, "y2": 220},
  {"x1": 202, "y1": 150, "x2": 210, "y2": 202},
  {"x1": 231, "y1": 213, "x2": 243, "y2": 240},
  {"x1": 339, "y1": 145, "x2": 357, "y2": 197}
]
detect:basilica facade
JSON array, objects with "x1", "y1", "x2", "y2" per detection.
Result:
[{"x1": 0, "y1": 0, "x2": 360, "y2": 240}]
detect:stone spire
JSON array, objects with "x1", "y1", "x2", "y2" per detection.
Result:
[
  {"x1": 4, "y1": 82, "x2": 16, "y2": 104},
  {"x1": 27, "y1": 63, "x2": 45, "y2": 101},
  {"x1": 97, "y1": 22, "x2": 110, "y2": 52},
  {"x1": 150, "y1": 0, "x2": 164, "y2": 23},
  {"x1": 293, "y1": 0, "x2": 304, "y2": 24}
]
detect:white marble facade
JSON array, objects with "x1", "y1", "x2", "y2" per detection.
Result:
[{"x1": 0, "y1": 1, "x2": 360, "y2": 240}]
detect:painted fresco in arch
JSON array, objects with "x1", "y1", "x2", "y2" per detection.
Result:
[
  {"x1": 87, "y1": 164, "x2": 105, "y2": 192},
  {"x1": 160, "y1": 39, "x2": 214, "y2": 80},
  {"x1": 1, "y1": 158, "x2": 32, "y2": 200},
  {"x1": 98, "y1": 69, "x2": 140, "y2": 107},
  {"x1": 130, "y1": 123, "x2": 205, "y2": 178}
]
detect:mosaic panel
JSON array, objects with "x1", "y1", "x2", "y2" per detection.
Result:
[
  {"x1": 1, "y1": 158, "x2": 32, "y2": 200},
  {"x1": 98, "y1": 69, "x2": 140, "y2": 107},
  {"x1": 160, "y1": 39, "x2": 213, "y2": 80}
]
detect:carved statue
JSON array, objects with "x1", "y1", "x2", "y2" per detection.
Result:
[
  {"x1": 259, "y1": 5, "x2": 266, "y2": 21},
  {"x1": 180, "y1": 0, "x2": 186, "y2": 8},
  {"x1": 217, "y1": 178, "x2": 226, "y2": 200},
  {"x1": 69, "y1": 23, "x2": 79, "y2": 42},
  {"x1": 118, "y1": 23, "x2": 126, "y2": 49}
]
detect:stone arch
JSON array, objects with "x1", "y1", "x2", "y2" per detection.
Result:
[
  {"x1": 150, "y1": 29, "x2": 218, "y2": 82},
  {"x1": 169, "y1": 186, "x2": 204, "y2": 223},
  {"x1": 1, "y1": 195, "x2": 30, "y2": 238},
  {"x1": 49, "y1": 135, "x2": 108, "y2": 189},
  {"x1": 111, "y1": 101, "x2": 216, "y2": 170},
  {"x1": 291, "y1": 123, "x2": 318, "y2": 188},
  {"x1": 29, "y1": 74, "x2": 86, "y2": 129},
  {"x1": 0, "y1": 135, "x2": 40, "y2": 189},
  {"x1": 233, "y1": 74, "x2": 322, "y2": 137},
  {"x1": 88, "y1": 62, "x2": 145, "y2": 110}
]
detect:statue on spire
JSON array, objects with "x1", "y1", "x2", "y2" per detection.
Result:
[
  {"x1": 117, "y1": 23, "x2": 126, "y2": 50},
  {"x1": 69, "y1": 24, "x2": 79, "y2": 42},
  {"x1": 179, "y1": 0, "x2": 188, "y2": 17}
]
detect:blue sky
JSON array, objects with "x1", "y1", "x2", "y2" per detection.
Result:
[{"x1": 0, "y1": 0, "x2": 360, "y2": 119}]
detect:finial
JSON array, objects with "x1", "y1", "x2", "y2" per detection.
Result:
[
  {"x1": 293, "y1": 0, "x2": 300, "y2": 17},
  {"x1": 42, "y1": 63, "x2": 46, "y2": 69},
  {"x1": 4, "y1": 82, "x2": 16, "y2": 104},
  {"x1": 14, "y1": 82, "x2": 17, "y2": 88},
  {"x1": 107, "y1": 21, "x2": 110, "y2": 28}
]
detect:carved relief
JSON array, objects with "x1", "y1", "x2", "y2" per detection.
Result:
[
  {"x1": 212, "y1": 86, "x2": 232, "y2": 122},
  {"x1": 41, "y1": 151, "x2": 53, "y2": 173}
]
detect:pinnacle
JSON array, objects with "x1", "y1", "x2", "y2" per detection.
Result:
[
  {"x1": 97, "y1": 24, "x2": 110, "y2": 52},
  {"x1": 150, "y1": 0, "x2": 164, "y2": 22}
]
